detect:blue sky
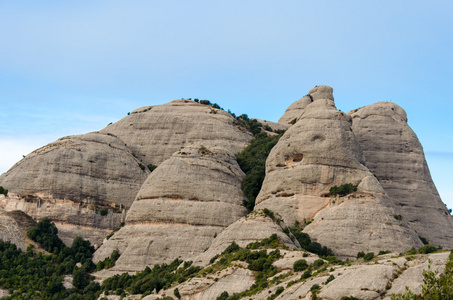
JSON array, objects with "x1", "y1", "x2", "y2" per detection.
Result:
[{"x1": 1, "y1": 1, "x2": 452, "y2": 208}]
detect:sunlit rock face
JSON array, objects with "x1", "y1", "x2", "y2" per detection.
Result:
[
  {"x1": 349, "y1": 101, "x2": 453, "y2": 249},
  {"x1": 93, "y1": 145, "x2": 248, "y2": 272},
  {"x1": 100, "y1": 99, "x2": 252, "y2": 167},
  {"x1": 257, "y1": 86, "x2": 422, "y2": 258}
]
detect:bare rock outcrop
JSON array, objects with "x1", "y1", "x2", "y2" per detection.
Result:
[
  {"x1": 349, "y1": 102, "x2": 453, "y2": 248},
  {"x1": 100, "y1": 100, "x2": 252, "y2": 167},
  {"x1": 0, "y1": 193, "x2": 124, "y2": 246},
  {"x1": 0, "y1": 208, "x2": 36, "y2": 251},
  {"x1": 93, "y1": 145, "x2": 248, "y2": 272},
  {"x1": 256, "y1": 86, "x2": 421, "y2": 257},
  {"x1": 0, "y1": 132, "x2": 148, "y2": 209},
  {"x1": 278, "y1": 85, "x2": 334, "y2": 126},
  {"x1": 193, "y1": 211, "x2": 299, "y2": 266}
]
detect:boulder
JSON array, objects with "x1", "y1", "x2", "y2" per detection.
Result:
[{"x1": 349, "y1": 101, "x2": 453, "y2": 248}]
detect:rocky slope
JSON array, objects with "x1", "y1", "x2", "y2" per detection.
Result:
[
  {"x1": 256, "y1": 85, "x2": 422, "y2": 257},
  {"x1": 138, "y1": 248, "x2": 451, "y2": 300},
  {"x1": 93, "y1": 144, "x2": 248, "y2": 273},
  {"x1": 0, "y1": 132, "x2": 148, "y2": 209},
  {"x1": 0, "y1": 207, "x2": 36, "y2": 251},
  {"x1": 349, "y1": 101, "x2": 453, "y2": 249},
  {"x1": 0, "y1": 100, "x2": 252, "y2": 246},
  {"x1": 100, "y1": 99, "x2": 252, "y2": 167},
  {"x1": 0, "y1": 86, "x2": 451, "y2": 299}
]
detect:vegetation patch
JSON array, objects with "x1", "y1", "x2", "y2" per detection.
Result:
[
  {"x1": 236, "y1": 132, "x2": 284, "y2": 211},
  {"x1": 284, "y1": 222, "x2": 335, "y2": 258},
  {"x1": 0, "y1": 186, "x2": 7, "y2": 196},
  {"x1": 392, "y1": 250, "x2": 453, "y2": 299},
  {"x1": 329, "y1": 183, "x2": 357, "y2": 196},
  {"x1": 96, "y1": 249, "x2": 120, "y2": 270}
]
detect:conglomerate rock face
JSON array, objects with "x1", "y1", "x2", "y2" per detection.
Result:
[
  {"x1": 278, "y1": 85, "x2": 334, "y2": 126},
  {"x1": 93, "y1": 145, "x2": 248, "y2": 272},
  {"x1": 0, "y1": 132, "x2": 148, "y2": 209},
  {"x1": 100, "y1": 99, "x2": 252, "y2": 167},
  {"x1": 349, "y1": 101, "x2": 453, "y2": 248},
  {"x1": 256, "y1": 86, "x2": 422, "y2": 257},
  {"x1": 193, "y1": 211, "x2": 299, "y2": 266}
]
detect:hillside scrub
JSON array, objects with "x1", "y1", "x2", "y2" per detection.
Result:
[
  {"x1": 0, "y1": 218, "x2": 98, "y2": 299},
  {"x1": 236, "y1": 132, "x2": 284, "y2": 211},
  {"x1": 329, "y1": 183, "x2": 357, "y2": 196},
  {"x1": 392, "y1": 250, "x2": 453, "y2": 299}
]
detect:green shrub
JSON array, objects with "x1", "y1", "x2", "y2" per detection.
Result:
[
  {"x1": 325, "y1": 274, "x2": 335, "y2": 284},
  {"x1": 310, "y1": 284, "x2": 320, "y2": 292},
  {"x1": 275, "y1": 286, "x2": 284, "y2": 295},
  {"x1": 96, "y1": 249, "x2": 120, "y2": 270},
  {"x1": 0, "y1": 186, "x2": 7, "y2": 196},
  {"x1": 363, "y1": 252, "x2": 375, "y2": 261},
  {"x1": 293, "y1": 259, "x2": 308, "y2": 272},
  {"x1": 329, "y1": 183, "x2": 357, "y2": 196},
  {"x1": 393, "y1": 214, "x2": 403, "y2": 220},
  {"x1": 286, "y1": 225, "x2": 335, "y2": 258},
  {"x1": 216, "y1": 291, "x2": 229, "y2": 300},
  {"x1": 419, "y1": 236, "x2": 429, "y2": 245},
  {"x1": 313, "y1": 259, "x2": 325, "y2": 268},
  {"x1": 262, "y1": 208, "x2": 275, "y2": 220},
  {"x1": 418, "y1": 244, "x2": 438, "y2": 254},
  {"x1": 174, "y1": 287, "x2": 181, "y2": 299},
  {"x1": 27, "y1": 217, "x2": 66, "y2": 253},
  {"x1": 236, "y1": 132, "x2": 283, "y2": 211},
  {"x1": 357, "y1": 251, "x2": 365, "y2": 259},
  {"x1": 301, "y1": 269, "x2": 312, "y2": 279},
  {"x1": 391, "y1": 251, "x2": 453, "y2": 299},
  {"x1": 147, "y1": 164, "x2": 157, "y2": 172},
  {"x1": 99, "y1": 209, "x2": 108, "y2": 216}
]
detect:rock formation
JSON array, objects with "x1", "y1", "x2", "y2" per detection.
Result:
[
  {"x1": 93, "y1": 145, "x2": 248, "y2": 272},
  {"x1": 256, "y1": 85, "x2": 422, "y2": 257},
  {"x1": 0, "y1": 87, "x2": 451, "y2": 299},
  {"x1": 0, "y1": 208, "x2": 36, "y2": 251},
  {"x1": 0, "y1": 132, "x2": 148, "y2": 209},
  {"x1": 349, "y1": 102, "x2": 453, "y2": 249},
  {"x1": 100, "y1": 100, "x2": 252, "y2": 167},
  {"x1": 278, "y1": 85, "x2": 334, "y2": 126},
  {"x1": 193, "y1": 210, "x2": 299, "y2": 266}
]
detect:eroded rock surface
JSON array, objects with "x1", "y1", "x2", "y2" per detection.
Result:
[
  {"x1": 194, "y1": 211, "x2": 299, "y2": 266},
  {"x1": 0, "y1": 132, "x2": 148, "y2": 209},
  {"x1": 278, "y1": 85, "x2": 334, "y2": 126},
  {"x1": 0, "y1": 208, "x2": 36, "y2": 251},
  {"x1": 93, "y1": 145, "x2": 248, "y2": 272},
  {"x1": 256, "y1": 86, "x2": 421, "y2": 257},
  {"x1": 101, "y1": 100, "x2": 252, "y2": 167},
  {"x1": 0, "y1": 193, "x2": 124, "y2": 246},
  {"x1": 349, "y1": 102, "x2": 453, "y2": 248}
]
